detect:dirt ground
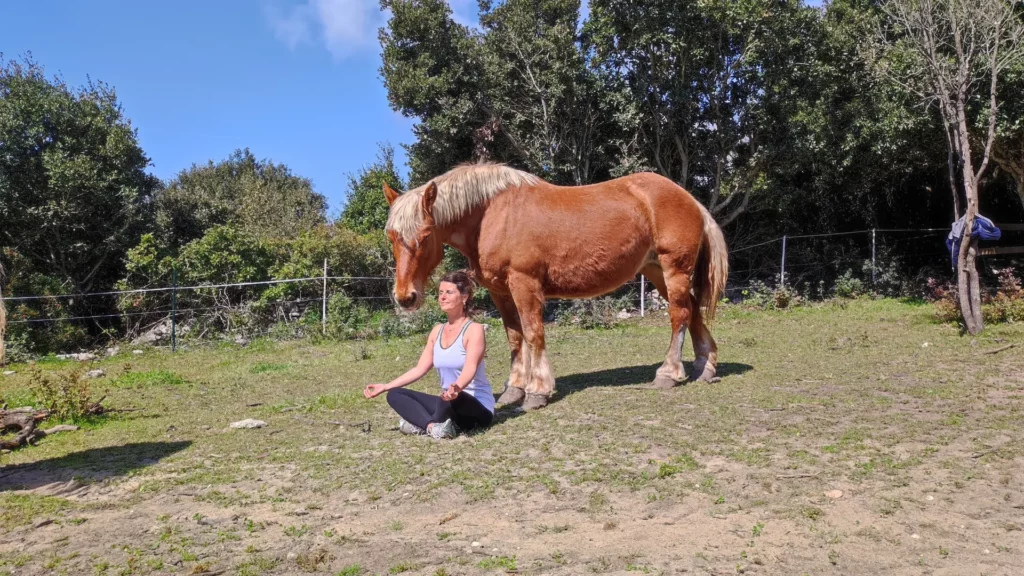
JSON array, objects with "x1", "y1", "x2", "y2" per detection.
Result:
[{"x1": 2, "y1": 299, "x2": 1023, "y2": 575}]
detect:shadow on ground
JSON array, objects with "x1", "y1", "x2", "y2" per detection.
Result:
[
  {"x1": 556, "y1": 361, "x2": 754, "y2": 395},
  {"x1": 488, "y1": 361, "x2": 754, "y2": 420},
  {"x1": 0, "y1": 441, "x2": 192, "y2": 492}
]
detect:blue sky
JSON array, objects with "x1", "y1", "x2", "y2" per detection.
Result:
[{"x1": 2, "y1": 0, "x2": 823, "y2": 214}]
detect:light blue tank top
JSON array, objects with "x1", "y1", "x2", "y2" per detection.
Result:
[{"x1": 433, "y1": 320, "x2": 495, "y2": 414}]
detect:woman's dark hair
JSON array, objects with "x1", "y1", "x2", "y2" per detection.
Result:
[{"x1": 439, "y1": 269, "x2": 477, "y2": 302}]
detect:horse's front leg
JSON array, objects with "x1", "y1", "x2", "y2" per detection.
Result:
[
  {"x1": 508, "y1": 273, "x2": 554, "y2": 410},
  {"x1": 491, "y1": 291, "x2": 529, "y2": 406}
]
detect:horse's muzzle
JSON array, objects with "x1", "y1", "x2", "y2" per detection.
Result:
[{"x1": 396, "y1": 291, "x2": 420, "y2": 310}]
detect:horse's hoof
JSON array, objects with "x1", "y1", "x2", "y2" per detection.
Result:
[
  {"x1": 523, "y1": 393, "x2": 549, "y2": 411},
  {"x1": 497, "y1": 386, "x2": 526, "y2": 406},
  {"x1": 651, "y1": 375, "x2": 682, "y2": 389}
]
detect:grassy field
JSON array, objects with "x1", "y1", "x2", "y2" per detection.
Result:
[{"x1": 1, "y1": 299, "x2": 1023, "y2": 576}]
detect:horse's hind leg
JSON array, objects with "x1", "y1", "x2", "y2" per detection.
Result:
[
  {"x1": 651, "y1": 262, "x2": 694, "y2": 389},
  {"x1": 688, "y1": 295, "x2": 719, "y2": 382},
  {"x1": 491, "y1": 292, "x2": 528, "y2": 406},
  {"x1": 645, "y1": 264, "x2": 717, "y2": 383}
]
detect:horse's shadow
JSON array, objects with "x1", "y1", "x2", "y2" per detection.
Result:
[
  {"x1": 556, "y1": 361, "x2": 753, "y2": 396},
  {"x1": 489, "y1": 361, "x2": 753, "y2": 422},
  {"x1": 0, "y1": 441, "x2": 192, "y2": 492}
]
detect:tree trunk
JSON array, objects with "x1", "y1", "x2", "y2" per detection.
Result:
[
  {"x1": 956, "y1": 194, "x2": 983, "y2": 335},
  {"x1": 967, "y1": 237, "x2": 983, "y2": 330}
]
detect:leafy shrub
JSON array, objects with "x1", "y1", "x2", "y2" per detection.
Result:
[
  {"x1": 738, "y1": 280, "x2": 803, "y2": 310},
  {"x1": 834, "y1": 269, "x2": 867, "y2": 298},
  {"x1": 926, "y1": 267, "x2": 1024, "y2": 325},
  {"x1": 28, "y1": 365, "x2": 94, "y2": 421},
  {"x1": 982, "y1": 268, "x2": 1024, "y2": 324}
]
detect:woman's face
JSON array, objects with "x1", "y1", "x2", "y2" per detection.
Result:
[{"x1": 437, "y1": 281, "x2": 466, "y2": 314}]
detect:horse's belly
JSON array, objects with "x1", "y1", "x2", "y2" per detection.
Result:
[
  {"x1": 542, "y1": 237, "x2": 652, "y2": 297},
  {"x1": 478, "y1": 187, "x2": 655, "y2": 297}
]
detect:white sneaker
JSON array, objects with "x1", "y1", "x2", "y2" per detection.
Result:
[
  {"x1": 398, "y1": 418, "x2": 424, "y2": 435},
  {"x1": 428, "y1": 418, "x2": 457, "y2": 439}
]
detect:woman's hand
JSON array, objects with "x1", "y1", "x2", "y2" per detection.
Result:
[
  {"x1": 441, "y1": 384, "x2": 462, "y2": 401},
  {"x1": 364, "y1": 383, "x2": 387, "y2": 399}
]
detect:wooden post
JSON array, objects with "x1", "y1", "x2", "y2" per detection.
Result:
[
  {"x1": 640, "y1": 275, "x2": 645, "y2": 317},
  {"x1": 322, "y1": 259, "x2": 328, "y2": 337},
  {"x1": 871, "y1": 229, "x2": 876, "y2": 285},
  {"x1": 780, "y1": 236, "x2": 787, "y2": 286},
  {"x1": 0, "y1": 264, "x2": 6, "y2": 366},
  {"x1": 171, "y1": 268, "x2": 177, "y2": 353}
]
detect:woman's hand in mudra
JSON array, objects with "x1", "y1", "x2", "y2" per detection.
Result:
[
  {"x1": 441, "y1": 385, "x2": 462, "y2": 402},
  {"x1": 364, "y1": 384, "x2": 387, "y2": 399}
]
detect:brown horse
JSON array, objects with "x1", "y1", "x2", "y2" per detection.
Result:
[{"x1": 383, "y1": 163, "x2": 728, "y2": 410}]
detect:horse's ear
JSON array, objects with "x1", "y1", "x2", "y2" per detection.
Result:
[
  {"x1": 421, "y1": 181, "x2": 438, "y2": 224},
  {"x1": 382, "y1": 181, "x2": 401, "y2": 206}
]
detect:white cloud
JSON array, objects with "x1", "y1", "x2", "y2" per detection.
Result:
[{"x1": 265, "y1": 0, "x2": 384, "y2": 59}]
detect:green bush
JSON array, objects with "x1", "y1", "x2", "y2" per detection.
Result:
[{"x1": 834, "y1": 269, "x2": 867, "y2": 299}]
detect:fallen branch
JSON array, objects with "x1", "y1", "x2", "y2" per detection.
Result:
[
  {"x1": 970, "y1": 445, "x2": 1005, "y2": 458},
  {"x1": 1, "y1": 409, "x2": 51, "y2": 449},
  {"x1": 775, "y1": 473, "x2": 819, "y2": 479},
  {"x1": 980, "y1": 343, "x2": 1016, "y2": 355}
]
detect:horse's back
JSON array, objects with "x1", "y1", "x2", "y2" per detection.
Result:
[{"x1": 475, "y1": 173, "x2": 704, "y2": 297}]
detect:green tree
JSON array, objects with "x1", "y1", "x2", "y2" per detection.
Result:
[
  {"x1": 379, "y1": 0, "x2": 487, "y2": 185},
  {"x1": 379, "y1": 0, "x2": 610, "y2": 185},
  {"x1": 586, "y1": 0, "x2": 820, "y2": 225},
  {"x1": 339, "y1": 144, "x2": 406, "y2": 233},
  {"x1": 0, "y1": 55, "x2": 159, "y2": 294},
  {"x1": 872, "y1": 0, "x2": 1024, "y2": 333},
  {"x1": 154, "y1": 148, "x2": 327, "y2": 249},
  {"x1": 479, "y1": 0, "x2": 609, "y2": 184}
]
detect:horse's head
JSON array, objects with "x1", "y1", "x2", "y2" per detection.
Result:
[{"x1": 384, "y1": 180, "x2": 444, "y2": 311}]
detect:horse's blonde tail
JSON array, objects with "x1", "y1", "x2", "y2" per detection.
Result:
[{"x1": 694, "y1": 203, "x2": 728, "y2": 324}]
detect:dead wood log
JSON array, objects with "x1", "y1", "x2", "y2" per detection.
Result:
[
  {"x1": 1, "y1": 407, "x2": 88, "y2": 449},
  {"x1": 980, "y1": 343, "x2": 1016, "y2": 355},
  {"x1": 0, "y1": 409, "x2": 50, "y2": 449}
]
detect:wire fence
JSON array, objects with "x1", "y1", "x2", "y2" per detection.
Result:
[{"x1": 2, "y1": 226, "x2": 1020, "y2": 353}]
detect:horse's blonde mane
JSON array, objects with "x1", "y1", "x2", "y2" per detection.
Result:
[{"x1": 386, "y1": 162, "x2": 540, "y2": 243}]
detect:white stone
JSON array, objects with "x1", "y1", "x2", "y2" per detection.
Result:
[
  {"x1": 56, "y1": 353, "x2": 97, "y2": 361},
  {"x1": 85, "y1": 369, "x2": 106, "y2": 379},
  {"x1": 229, "y1": 419, "x2": 267, "y2": 429}
]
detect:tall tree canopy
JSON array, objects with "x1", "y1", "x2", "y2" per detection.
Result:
[
  {"x1": 153, "y1": 148, "x2": 328, "y2": 250},
  {"x1": 339, "y1": 144, "x2": 407, "y2": 234},
  {"x1": 0, "y1": 55, "x2": 159, "y2": 294}
]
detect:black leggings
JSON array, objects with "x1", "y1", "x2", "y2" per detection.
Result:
[{"x1": 386, "y1": 388, "x2": 494, "y2": 432}]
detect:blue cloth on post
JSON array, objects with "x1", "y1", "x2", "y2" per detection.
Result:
[{"x1": 946, "y1": 214, "x2": 1000, "y2": 269}]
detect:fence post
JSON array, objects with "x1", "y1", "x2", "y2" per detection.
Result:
[
  {"x1": 871, "y1": 229, "x2": 877, "y2": 285},
  {"x1": 322, "y1": 259, "x2": 328, "y2": 337},
  {"x1": 780, "y1": 235, "x2": 787, "y2": 287},
  {"x1": 640, "y1": 275, "x2": 645, "y2": 317},
  {"x1": 171, "y1": 268, "x2": 177, "y2": 353}
]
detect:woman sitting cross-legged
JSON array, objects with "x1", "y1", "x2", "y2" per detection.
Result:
[{"x1": 363, "y1": 270, "x2": 495, "y2": 439}]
